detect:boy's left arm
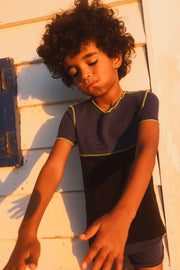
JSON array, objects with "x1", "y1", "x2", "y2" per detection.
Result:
[{"x1": 79, "y1": 120, "x2": 159, "y2": 270}]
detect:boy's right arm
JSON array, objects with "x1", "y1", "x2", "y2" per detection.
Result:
[{"x1": 3, "y1": 138, "x2": 73, "y2": 270}]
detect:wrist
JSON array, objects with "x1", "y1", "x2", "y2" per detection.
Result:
[
  {"x1": 18, "y1": 221, "x2": 38, "y2": 239},
  {"x1": 111, "y1": 200, "x2": 136, "y2": 224}
]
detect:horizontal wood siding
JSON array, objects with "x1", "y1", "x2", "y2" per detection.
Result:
[{"x1": 0, "y1": 238, "x2": 89, "y2": 270}]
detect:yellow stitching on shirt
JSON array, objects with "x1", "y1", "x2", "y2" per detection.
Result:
[
  {"x1": 70, "y1": 105, "x2": 76, "y2": 127},
  {"x1": 141, "y1": 90, "x2": 149, "y2": 110},
  {"x1": 80, "y1": 145, "x2": 136, "y2": 157},
  {"x1": 56, "y1": 137, "x2": 74, "y2": 145},
  {"x1": 139, "y1": 119, "x2": 159, "y2": 125},
  {"x1": 91, "y1": 91, "x2": 127, "y2": 113}
]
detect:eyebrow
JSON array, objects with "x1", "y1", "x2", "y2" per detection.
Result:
[
  {"x1": 66, "y1": 52, "x2": 98, "y2": 71},
  {"x1": 82, "y1": 52, "x2": 98, "y2": 60}
]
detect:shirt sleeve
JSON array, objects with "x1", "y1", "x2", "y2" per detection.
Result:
[
  {"x1": 139, "y1": 91, "x2": 159, "y2": 124},
  {"x1": 56, "y1": 106, "x2": 77, "y2": 145}
]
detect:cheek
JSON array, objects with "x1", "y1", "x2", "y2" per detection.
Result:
[
  {"x1": 99, "y1": 65, "x2": 115, "y2": 81},
  {"x1": 75, "y1": 82, "x2": 87, "y2": 94},
  {"x1": 100, "y1": 60, "x2": 114, "y2": 73}
]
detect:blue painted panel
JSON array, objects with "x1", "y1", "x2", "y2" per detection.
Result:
[{"x1": 0, "y1": 58, "x2": 23, "y2": 166}]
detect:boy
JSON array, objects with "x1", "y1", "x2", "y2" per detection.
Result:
[{"x1": 3, "y1": 1, "x2": 166, "y2": 269}]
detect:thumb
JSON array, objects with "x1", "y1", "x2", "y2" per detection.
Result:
[
  {"x1": 26, "y1": 256, "x2": 38, "y2": 270},
  {"x1": 79, "y1": 220, "x2": 100, "y2": 241},
  {"x1": 28, "y1": 263, "x2": 37, "y2": 270}
]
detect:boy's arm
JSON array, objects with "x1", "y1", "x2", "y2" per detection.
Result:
[
  {"x1": 79, "y1": 120, "x2": 159, "y2": 270},
  {"x1": 3, "y1": 138, "x2": 73, "y2": 270}
]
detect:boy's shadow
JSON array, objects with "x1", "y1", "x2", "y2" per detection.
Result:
[
  {"x1": 0, "y1": 62, "x2": 88, "y2": 267},
  {"x1": 0, "y1": 62, "x2": 83, "y2": 201}
]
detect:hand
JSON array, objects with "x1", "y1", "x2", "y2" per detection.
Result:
[
  {"x1": 79, "y1": 211, "x2": 130, "y2": 270},
  {"x1": 3, "y1": 236, "x2": 40, "y2": 270}
]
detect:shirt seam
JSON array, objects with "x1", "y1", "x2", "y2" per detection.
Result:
[
  {"x1": 91, "y1": 90, "x2": 127, "y2": 113},
  {"x1": 80, "y1": 145, "x2": 136, "y2": 157},
  {"x1": 56, "y1": 137, "x2": 74, "y2": 146},
  {"x1": 69, "y1": 105, "x2": 76, "y2": 127}
]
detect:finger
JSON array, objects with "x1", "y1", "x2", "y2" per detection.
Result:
[
  {"x1": 101, "y1": 254, "x2": 114, "y2": 270},
  {"x1": 79, "y1": 221, "x2": 100, "y2": 241},
  {"x1": 25, "y1": 254, "x2": 39, "y2": 268},
  {"x1": 91, "y1": 249, "x2": 109, "y2": 270},
  {"x1": 115, "y1": 255, "x2": 124, "y2": 270},
  {"x1": 81, "y1": 243, "x2": 100, "y2": 270},
  {"x1": 26, "y1": 241, "x2": 40, "y2": 269},
  {"x1": 28, "y1": 263, "x2": 37, "y2": 270},
  {"x1": 25, "y1": 258, "x2": 37, "y2": 267}
]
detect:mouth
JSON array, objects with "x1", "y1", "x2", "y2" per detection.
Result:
[{"x1": 87, "y1": 81, "x2": 97, "y2": 89}]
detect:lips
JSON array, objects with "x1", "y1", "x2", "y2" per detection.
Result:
[{"x1": 87, "y1": 81, "x2": 97, "y2": 89}]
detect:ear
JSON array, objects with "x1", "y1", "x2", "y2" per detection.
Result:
[{"x1": 113, "y1": 53, "x2": 122, "y2": 69}]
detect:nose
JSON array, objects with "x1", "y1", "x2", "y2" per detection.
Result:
[{"x1": 80, "y1": 68, "x2": 91, "y2": 82}]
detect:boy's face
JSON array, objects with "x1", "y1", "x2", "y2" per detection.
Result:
[{"x1": 64, "y1": 42, "x2": 122, "y2": 99}]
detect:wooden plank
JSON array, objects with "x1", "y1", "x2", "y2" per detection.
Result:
[
  {"x1": 120, "y1": 46, "x2": 150, "y2": 91},
  {"x1": 105, "y1": 0, "x2": 140, "y2": 5},
  {"x1": 0, "y1": 0, "x2": 73, "y2": 25},
  {"x1": 153, "y1": 155, "x2": 161, "y2": 186},
  {"x1": 0, "y1": 147, "x2": 83, "y2": 196},
  {"x1": 0, "y1": 2, "x2": 145, "y2": 65},
  {"x1": 37, "y1": 238, "x2": 90, "y2": 270},
  {"x1": 0, "y1": 22, "x2": 46, "y2": 65},
  {"x1": 114, "y1": 1, "x2": 145, "y2": 45},
  {"x1": 20, "y1": 102, "x2": 73, "y2": 150},
  {"x1": 17, "y1": 63, "x2": 85, "y2": 107},
  {"x1": 154, "y1": 185, "x2": 166, "y2": 225},
  {"x1": 0, "y1": 191, "x2": 87, "y2": 240},
  {"x1": 17, "y1": 46, "x2": 149, "y2": 107},
  {"x1": 0, "y1": 238, "x2": 90, "y2": 270}
]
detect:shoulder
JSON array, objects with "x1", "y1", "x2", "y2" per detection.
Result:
[
  {"x1": 70, "y1": 98, "x2": 94, "y2": 117},
  {"x1": 71, "y1": 98, "x2": 91, "y2": 108},
  {"x1": 70, "y1": 98, "x2": 92, "y2": 111},
  {"x1": 125, "y1": 90, "x2": 157, "y2": 98},
  {"x1": 125, "y1": 90, "x2": 159, "y2": 106}
]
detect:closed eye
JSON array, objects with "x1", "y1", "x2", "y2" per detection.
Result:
[{"x1": 88, "y1": 60, "x2": 98, "y2": 66}]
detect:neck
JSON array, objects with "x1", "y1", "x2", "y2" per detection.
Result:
[{"x1": 93, "y1": 84, "x2": 124, "y2": 112}]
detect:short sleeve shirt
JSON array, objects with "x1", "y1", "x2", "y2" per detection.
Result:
[{"x1": 57, "y1": 90, "x2": 165, "y2": 243}]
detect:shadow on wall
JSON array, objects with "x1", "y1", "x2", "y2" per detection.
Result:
[
  {"x1": 0, "y1": 60, "x2": 85, "y2": 202},
  {"x1": 0, "y1": 60, "x2": 88, "y2": 268}
]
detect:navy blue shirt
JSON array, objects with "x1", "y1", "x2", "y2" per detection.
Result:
[{"x1": 57, "y1": 90, "x2": 165, "y2": 243}]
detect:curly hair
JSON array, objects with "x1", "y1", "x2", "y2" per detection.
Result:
[{"x1": 37, "y1": 0, "x2": 135, "y2": 87}]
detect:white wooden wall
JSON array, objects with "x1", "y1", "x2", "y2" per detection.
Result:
[{"x1": 0, "y1": 0, "x2": 171, "y2": 269}]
